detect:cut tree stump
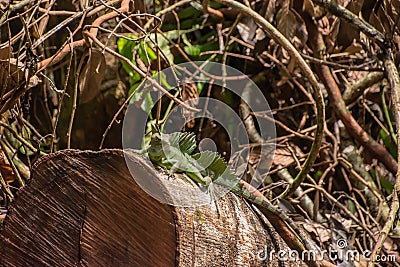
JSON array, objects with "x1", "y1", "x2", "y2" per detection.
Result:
[{"x1": 0, "y1": 150, "x2": 306, "y2": 266}]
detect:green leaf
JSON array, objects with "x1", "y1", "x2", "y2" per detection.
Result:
[
  {"x1": 151, "y1": 71, "x2": 173, "y2": 93},
  {"x1": 380, "y1": 129, "x2": 397, "y2": 159},
  {"x1": 147, "y1": 33, "x2": 177, "y2": 64},
  {"x1": 128, "y1": 71, "x2": 142, "y2": 86},
  {"x1": 4, "y1": 125, "x2": 35, "y2": 156},
  {"x1": 117, "y1": 36, "x2": 136, "y2": 74},
  {"x1": 371, "y1": 168, "x2": 393, "y2": 192},
  {"x1": 128, "y1": 87, "x2": 154, "y2": 117},
  {"x1": 139, "y1": 40, "x2": 157, "y2": 65},
  {"x1": 184, "y1": 45, "x2": 201, "y2": 56},
  {"x1": 178, "y1": 6, "x2": 202, "y2": 20},
  {"x1": 380, "y1": 176, "x2": 394, "y2": 192},
  {"x1": 314, "y1": 170, "x2": 323, "y2": 181},
  {"x1": 348, "y1": 200, "x2": 356, "y2": 214},
  {"x1": 128, "y1": 82, "x2": 141, "y2": 100},
  {"x1": 117, "y1": 36, "x2": 145, "y2": 87},
  {"x1": 142, "y1": 91, "x2": 155, "y2": 115}
]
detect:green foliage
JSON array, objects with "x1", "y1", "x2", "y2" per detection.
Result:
[
  {"x1": 380, "y1": 129, "x2": 397, "y2": 160},
  {"x1": 380, "y1": 176, "x2": 394, "y2": 192},
  {"x1": 117, "y1": 36, "x2": 141, "y2": 83},
  {"x1": 313, "y1": 170, "x2": 323, "y2": 181},
  {"x1": 4, "y1": 125, "x2": 35, "y2": 156},
  {"x1": 348, "y1": 199, "x2": 356, "y2": 214},
  {"x1": 117, "y1": 35, "x2": 159, "y2": 115},
  {"x1": 370, "y1": 168, "x2": 393, "y2": 192}
]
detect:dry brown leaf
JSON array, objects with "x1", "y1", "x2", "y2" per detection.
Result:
[
  {"x1": 0, "y1": 45, "x2": 10, "y2": 60},
  {"x1": 368, "y1": 11, "x2": 385, "y2": 34},
  {"x1": 302, "y1": 0, "x2": 315, "y2": 17},
  {"x1": 271, "y1": 145, "x2": 305, "y2": 167},
  {"x1": 375, "y1": 4, "x2": 393, "y2": 34},
  {"x1": 236, "y1": 17, "x2": 258, "y2": 45},
  {"x1": 391, "y1": 0, "x2": 400, "y2": 13},
  {"x1": 326, "y1": 213, "x2": 352, "y2": 232},
  {"x1": 248, "y1": 147, "x2": 260, "y2": 166},
  {"x1": 264, "y1": 0, "x2": 276, "y2": 23},
  {"x1": 0, "y1": 165, "x2": 15, "y2": 183},
  {"x1": 248, "y1": 143, "x2": 303, "y2": 170},
  {"x1": 0, "y1": 45, "x2": 40, "y2": 100},
  {"x1": 336, "y1": 0, "x2": 363, "y2": 49},
  {"x1": 383, "y1": 237, "x2": 397, "y2": 252},
  {"x1": 302, "y1": 222, "x2": 330, "y2": 242},
  {"x1": 276, "y1": 0, "x2": 298, "y2": 40},
  {"x1": 255, "y1": 28, "x2": 266, "y2": 41},
  {"x1": 0, "y1": 150, "x2": 15, "y2": 183},
  {"x1": 247, "y1": 144, "x2": 274, "y2": 166},
  {"x1": 343, "y1": 39, "x2": 363, "y2": 54},
  {"x1": 72, "y1": 0, "x2": 89, "y2": 10},
  {"x1": 0, "y1": 46, "x2": 23, "y2": 92},
  {"x1": 0, "y1": 0, "x2": 8, "y2": 9},
  {"x1": 79, "y1": 48, "x2": 106, "y2": 104}
]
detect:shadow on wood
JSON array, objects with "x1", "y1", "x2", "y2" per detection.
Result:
[{"x1": 0, "y1": 150, "x2": 176, "y2": 266}]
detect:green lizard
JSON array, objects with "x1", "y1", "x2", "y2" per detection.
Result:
[
  {"x1": 140, "y1": 130, "x2": 317, "y2": 261},
  {"x1": 145, "y1": 130, "x2": 214, "y2": 187}
]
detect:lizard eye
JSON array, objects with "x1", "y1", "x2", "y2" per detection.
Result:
[{"x1": 151, "y1": 137, "x2": 160, "y2": 143}]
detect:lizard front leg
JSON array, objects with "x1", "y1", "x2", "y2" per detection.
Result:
[{"x1": 204, "y1": 176, "x2": 221, "y2": 216}]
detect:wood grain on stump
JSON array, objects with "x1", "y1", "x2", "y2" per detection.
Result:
[{"x1": 0, "y1": 150, "x2": 304, "y2": 266}]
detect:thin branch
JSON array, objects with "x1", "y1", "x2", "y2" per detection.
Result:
[
  {"x1": 211, "y1": 0, "x2": 325, "y2": 199},
  {"x1": 369, "y1": 49, "x2": 400, "y2": 266},
  {"x1": 37, "y1": 0, "x2": 128, "y2": 71},
  {"x1": 308, "y1": 17, "x2": 397, "y2": 175},
  {"x1": 83, "y1": 31, "x2": 200, "y2": 112},
  {"x1": 342, "y1": 71, "x2": 384, "y2": 104},
  {"x1": 0, "y1": 170, "x2": 13, "y2": 200},
  {"x1": 312, "y1": 0, "x2": 387, "y2": 48},
  {"x1": 0, "y1": 121, "x2": 46, "y2": 156}
]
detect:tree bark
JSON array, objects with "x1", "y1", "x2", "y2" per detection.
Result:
[{"x1": 1, "y1": 150, "x2": 305, "y2": 266}]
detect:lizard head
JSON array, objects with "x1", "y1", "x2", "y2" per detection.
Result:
[{"x1": 147, "y1": 132, "x2": 165, "y2": 161}]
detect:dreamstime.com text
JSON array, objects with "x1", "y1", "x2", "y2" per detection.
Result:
[{"x1": 248, "y1": 239, "x2": 396, "y2": 263}]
